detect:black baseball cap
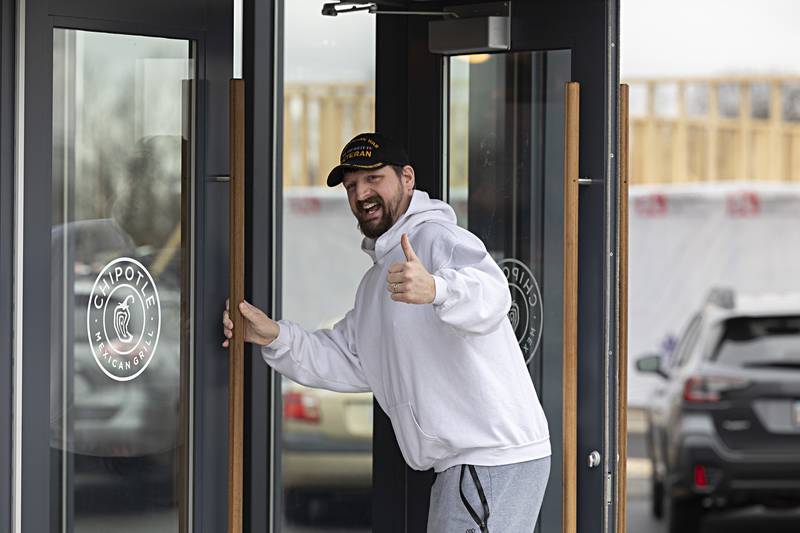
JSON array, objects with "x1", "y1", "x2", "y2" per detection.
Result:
[{"x1": 326, "y1": 132, "x2": 410, "y2": 187}]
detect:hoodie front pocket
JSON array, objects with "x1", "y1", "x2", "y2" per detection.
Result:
[{"x1": 388, "y1": 402, "x2": 451, "y2": 471}]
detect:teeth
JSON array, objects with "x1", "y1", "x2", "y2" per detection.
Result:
[{"x1": 363, "y1": 202, "x2": 378, "y2": 210}]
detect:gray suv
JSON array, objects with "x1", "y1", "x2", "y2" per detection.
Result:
[{"x1": 637, "y1": 289, "x2": 800, "y2": 533}]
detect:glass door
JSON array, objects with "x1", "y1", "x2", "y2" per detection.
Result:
[
  {"x1": 15, "y1": 1, "x2": 236, "y2": 532},
  {"x1": 373, "y1": 1, "x2": 621, "y2": 532},
  {"x1": 448, "y1": 50, "x2": 571, "y2": 369},
  {"x1": 50, "y1": 29, "x2": 193, "y2": 532},
  {"x1": 277, "y1": 3, "x2": 375, "y2": 531},
  {"x1": 447, "y1": 49, "x2": 575, "y2": 533}
]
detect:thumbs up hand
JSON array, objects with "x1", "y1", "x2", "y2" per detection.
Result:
[{"x1": 387, "y1": 233, "x2": 436, "y2": 304}]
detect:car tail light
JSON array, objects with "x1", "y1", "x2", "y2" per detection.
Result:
[
  {"x1": 694, "y1": 465, "x2": 709, "y2": 489},
  {"x1": 683, "y1": 375, "x2": 750, "y2": 403},
  {"x1": 283, "y1": 391, "x2": 321, "y2": 423}
]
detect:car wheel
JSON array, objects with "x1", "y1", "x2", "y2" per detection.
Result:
[{"x1": 666, "y1": 495, "x2": 703, "y2": 533}]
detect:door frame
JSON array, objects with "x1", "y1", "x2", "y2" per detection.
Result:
[
  {"x1": 6, "y1": 0, "x2": 277, "y2": 531},
  {"x1": 1, "y1": 0, "x2": 16, "y2": 530},
  {"x1": 242, "y1": 0, "x2": 281, "y2": 531},
  {"x1": 373, "y1": 1, "x2": 622, "y2": 531}
]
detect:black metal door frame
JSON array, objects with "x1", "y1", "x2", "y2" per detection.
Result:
[
  {"x1": 4, "y1": 0, "x2": 277, "y2": 531},
  {"x1": 373, "y1": 1, "x2": 621, "y2": 531},
  {"x1": 0, "y1": 0, "x2": 16, "y2": 530}
]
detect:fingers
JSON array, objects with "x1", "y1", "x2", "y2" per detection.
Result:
[
  {"x1": 387, "y1": 270, "x2": 409, "y2": 284},
  {"x1": 386, "y1": 282, "x2": 406, "y2": 294},
  {"x1": 222, "y1": 299, "x2": 233, "y2": 347},
  {"x1": 401, "y1": 233, "x2": 419, "y2": 262},
  {"x1": 390, "y1": 291, "x2": 412, "y2": 303},
  {"x1": 388, "y1": 261, "x2": 404, "y2": 273},
  {"x1": 223, "y1": 299, "x2": 265, "y2": 348},
  {"x1": 222, "y1": 306, "x2": 233, "y2": 349}
]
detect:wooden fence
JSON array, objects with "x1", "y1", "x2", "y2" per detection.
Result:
[
  {"x1": 282, "y1": 77, "x2": 800, "y2": 187},
  {"x1": 283, "y1": 82, "x2": 374, "y2": 187},
  {"x1": 627, "y1": 77, "x2": 800, "y2": 184}
]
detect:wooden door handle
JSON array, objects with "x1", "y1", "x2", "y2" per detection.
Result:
[
  {"x1": 563, "y1": 81, "x2": 580, "y2": 533},
  {"x1": 228, "y1": 78, "x2": 245, "y2": 533},
  {"x1": 616, "y1": 83, "x2": 630, "y2": 533}
]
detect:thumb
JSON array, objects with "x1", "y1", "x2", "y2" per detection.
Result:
[
  {"x1": 238, "y1": 300, "x2": 257, "y2": 320},
  {"x1": 401, "y1": 233, "x2": 419, "y2": 262}
]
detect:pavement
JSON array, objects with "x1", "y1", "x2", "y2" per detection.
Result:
[{"x1": 70, "y1": 408, "x2": 800, "y2": 532}]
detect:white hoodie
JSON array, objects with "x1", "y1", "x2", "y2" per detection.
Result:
[{"x1": 262, "y1": 189, "x2": 551, "y2": 472}]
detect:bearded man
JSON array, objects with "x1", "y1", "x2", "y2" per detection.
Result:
[{"x1": 223, "y1": 132, "x2": 551, "y2": 532}]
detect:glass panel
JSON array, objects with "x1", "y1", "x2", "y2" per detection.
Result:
[
  {"x1": 448, "y1": 50, "x2": 570, "y2": 368},
  {"x1": 51, "y1": 29, "x2": 193, "y2": 532},
  {"x1": 280, "y1": 2, "x2": 374, "y2": 530},
  {"x1": 712, "y1": 316, "x2": 800, "y2": 366},
  {"x1": 448, "y1": 51, "x2": 571, "y2": 531}
]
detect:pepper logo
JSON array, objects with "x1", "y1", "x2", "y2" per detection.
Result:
[
  {"x1": 86, "y1": 257, "x2": 161, "y2": 381},
  {"x1": 499, "y1": 258, "x2": 543, "y2": 364},
  {"x1": 114, "y1": 295, "x2": 136, "y2": 343}
]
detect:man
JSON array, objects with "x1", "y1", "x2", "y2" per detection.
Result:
[{"x1": 222, "y1": 133, "x2": 550, "y2": 532}]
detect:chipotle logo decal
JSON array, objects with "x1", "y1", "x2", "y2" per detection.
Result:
[
  {"x1": 86, "y1": 257, "x2": 161, "y2": 381},
  {"x1": 499, "y1": 258, "x2": 543, "y2": 364}
]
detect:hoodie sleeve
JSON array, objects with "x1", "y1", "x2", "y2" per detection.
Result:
[
  {"x1": 260, "y1": 310, "x2": 371, "y2": 393},
  {"x1": 424, "y1": 225, "x2": 512, "y2": 336}
]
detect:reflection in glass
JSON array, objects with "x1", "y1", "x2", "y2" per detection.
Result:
[
  {"x1": 51, "y1": 29, "x2": 193, "y2": 532},
  {"x1": 448, "y1": 51, "x2": 570, "y2": 533},
  {"x1": 280, "y1": 3, "x2": 375, "y2": 531},
  {"x1": 280, "y1": 192, "x2": 375, "y2": 531},
  {"x1": 448, "y1": 51, "x2": 570, "y2": 368}
]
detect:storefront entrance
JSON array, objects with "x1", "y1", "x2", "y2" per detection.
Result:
[
  {"x1": 9, "y1": 0, "x2": 249, "y2": 531},
  {"x1": 372, "y1": 2, "x2": 623, "y2": 532},
  {"x1": 2, "y1": 1, "x2": 625, "y2": 532}
]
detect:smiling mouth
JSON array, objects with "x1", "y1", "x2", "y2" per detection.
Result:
[{"x1": 359, "y1": 200, "x2": 383, "y2": 220}]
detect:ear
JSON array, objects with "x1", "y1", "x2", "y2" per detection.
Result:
[{"x1": 401, "y1": 165, "x2": 416, "y2": 192}]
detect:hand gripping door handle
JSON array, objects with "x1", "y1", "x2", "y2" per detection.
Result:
[{"x1": 228, "y1": 78, "x2": 246, "y2": 533}]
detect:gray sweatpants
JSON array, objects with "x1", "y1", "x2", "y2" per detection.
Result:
[{"x1": 427, "y1": 456, "x2": 551, "y2": 533}]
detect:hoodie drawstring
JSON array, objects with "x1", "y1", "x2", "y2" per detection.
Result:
[{"x1": 459, "y1": 465, "x2": 490, "y2": 533}]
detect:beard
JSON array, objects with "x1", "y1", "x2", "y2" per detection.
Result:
[{"x1": 355, "y1": 191, "x2": 402, "y2": 239}]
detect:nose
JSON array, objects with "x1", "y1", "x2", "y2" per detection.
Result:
[{"x1": 354, "y1": 180, "x2": 372, "y2": 202}]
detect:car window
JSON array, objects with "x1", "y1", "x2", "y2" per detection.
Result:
[
  {"x1": 669, "y1": 314, "x2": 702, "y2": 368},
  {"x1": 712, "y1": 315, "x2": 800, "y2": 367}
]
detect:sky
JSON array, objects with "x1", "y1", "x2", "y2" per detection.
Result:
[
  {"x1": 284, "y1": 1, "x2": 375, "y2": 82},
  {"x1": 620, "y1": 0, "x2": 800, "y2": 77},
  {"x1": 283, "y1": 0, "x2": 800, "y2": 82}
]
